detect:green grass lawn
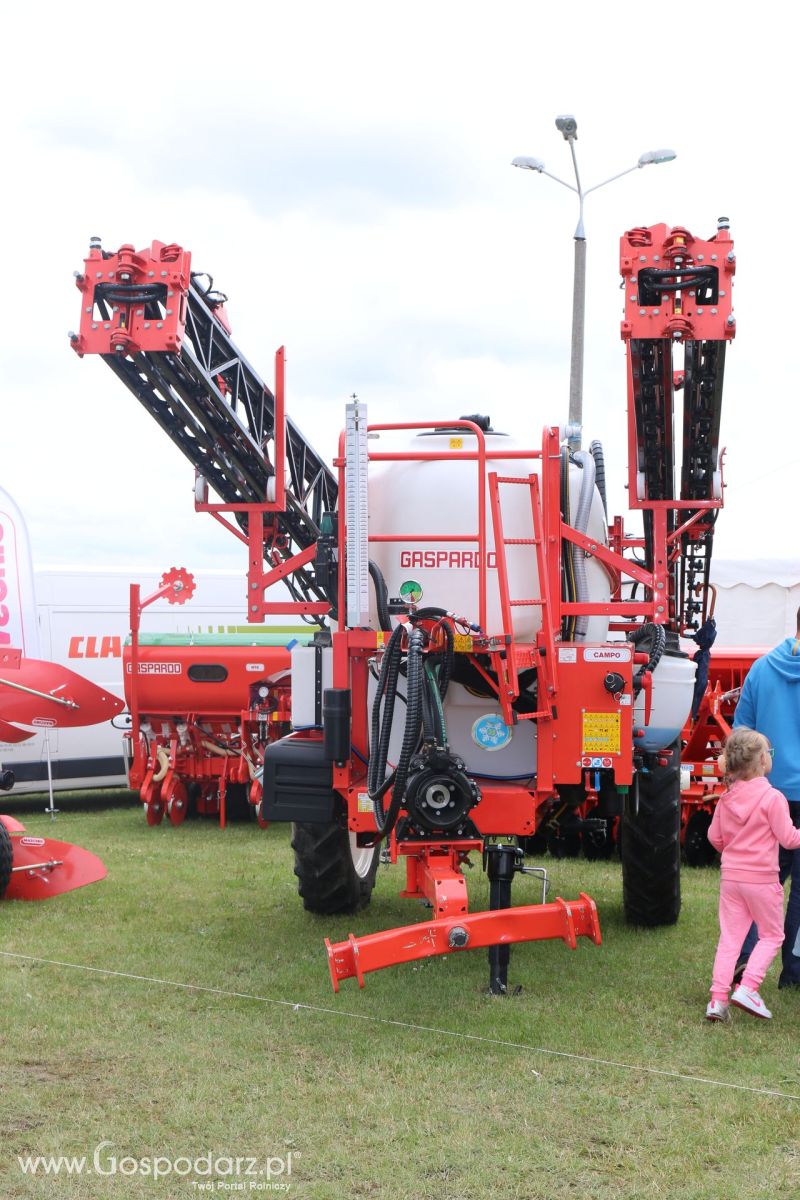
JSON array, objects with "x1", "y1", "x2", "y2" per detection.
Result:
[{"x1": 2, "y1": 797, "x2": 800, "y2": 1199}]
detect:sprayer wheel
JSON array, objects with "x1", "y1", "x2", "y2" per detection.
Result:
[
  {"x1": 620, "y1": 740, "x2": 682, "y2": 926},
  {"x1": 684, "y1": 810, "x2": 717, "y2": 868},
  {"x1": 292, "y1": 815, "x2": 380, "y2": 915},
  {"x1": 0, "y1": 822, "x2": 12, "y2": 899}
]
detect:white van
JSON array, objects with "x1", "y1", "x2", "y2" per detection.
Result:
[{"x1": 2, "y1": 568, "x2": 305, "y2": 794}]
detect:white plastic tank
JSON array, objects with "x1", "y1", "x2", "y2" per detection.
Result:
[
  {"x1": 633, "y1": 650, "x2": 697, "y2": 752},
  {"x1": 367, "y1": 672, "x2": 537, "y2": 780},
  {"x1": 367, "y1": 426, "x2": 612, "y2": 641}
]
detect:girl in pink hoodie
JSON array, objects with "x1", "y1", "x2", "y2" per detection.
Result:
[{"x1": 706, "y1": 727, "x2": 800, "y2": 1021}]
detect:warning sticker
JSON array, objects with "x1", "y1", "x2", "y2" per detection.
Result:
[
  {"x1": 449, "y1": 437, "x2": 464, "y2": 450},
  {"x1": 358, "y1": 792, "x2": 373, "y2": 814},
  {"x1": 558, "y1": 647, "x2": 577, "y2": 663},
  {"x1": 582, "y1": 711, "x2": 621, "y2": 755},
  {"x1": 453, "y1": 633, "x2": 473, "y2": 653}
]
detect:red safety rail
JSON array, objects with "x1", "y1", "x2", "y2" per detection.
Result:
[{"x1": 72, "y1": 241, "x2": 192, "y2": 357}]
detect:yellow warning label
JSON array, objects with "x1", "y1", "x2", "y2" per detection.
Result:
[
  {"x1": 453, "y1": 634, "x2": 473, "y2": 653},
  {"x1": 358, "y1": 792, "x2": 373, "y2": 813},
  {"x1": 449, "y1": 437, "x2": 463, "y2": 450},
  {"x1": 376, "y1": 632, "x2": 385, "y2": 647},
  {"x1": 582, "y1": 712, "x2": 621, "y2": 754}
]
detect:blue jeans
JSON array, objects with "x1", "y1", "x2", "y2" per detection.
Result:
[{"x1": 739, "y1": 801, "x2": 800, "y2": 985}]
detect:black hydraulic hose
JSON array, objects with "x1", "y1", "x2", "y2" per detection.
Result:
[
  {"x1": 373, "y1": 627, "x2": 425, "y2": 839},
  {"x1": 368, "y1": 559, "x2": 393, "y2": 633},
  {"x1": 412, "y1": 607, "x2": 454, "y2": 700},
  {"x1": 589, "y1": 439, "x2": 607, "y2": 519},
  {"x1": 421, "y1": 673, "x2": 438, "y2": 744},
  {"x1": 639, "y1": 267, "x2": 717, "y2": 293},
  {"x1": 368, "y1": 609, "x2": 456, "y2": 841},
  {"x1": 428, "y1": 662, "x2": 447, "y2": 742},
  {"x1": 422, "y1": 661, "x2": 446, "y2": 746},
  {"x1": 367, "y1": 623, "x2": 404, "y2": 797},
  {"x1": 629, "y1": 622, "x2": 667, "y2": 691}
]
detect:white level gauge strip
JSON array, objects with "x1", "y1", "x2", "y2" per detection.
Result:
[{"x1": 345, "y1": 398, "x2": 370, "y2": 628}]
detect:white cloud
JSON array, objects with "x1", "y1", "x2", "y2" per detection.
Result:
[{"x1": 1, "y1": 0, "x2": 795, "y2": 615}]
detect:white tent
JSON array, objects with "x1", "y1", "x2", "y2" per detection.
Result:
[{"x1": 708, "y1": 560, "x2": 800, "y2": 647}]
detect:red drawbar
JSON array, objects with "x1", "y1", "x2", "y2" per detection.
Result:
[{"x1": 325, "y1": 893, "x2": 601, "y2": 992}]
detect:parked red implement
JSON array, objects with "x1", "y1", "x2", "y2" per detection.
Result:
[
  {"x1": 123, "y1": 569, "x2": 298, "y2": 826},
  {"x1": 0, "y1": 814, "x2": 107, "y2": 901},
  {"x1": 74, "y1": 214, "x2": 737, "y2": 993}
]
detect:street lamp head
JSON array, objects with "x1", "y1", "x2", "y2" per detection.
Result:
[
  {"x1": 638, "y1": 148, "x2": 677, "y2": 167},
  {"x1": 511, "y1": 156, "x2": 545, "y2": 172},
  {"x1": 555, "y1": 114, "x2": 578, "y2": 141}
]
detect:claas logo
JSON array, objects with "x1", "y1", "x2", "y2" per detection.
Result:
[{"x1": 68, "y1": 636, "x2": 122, "y2": 659}]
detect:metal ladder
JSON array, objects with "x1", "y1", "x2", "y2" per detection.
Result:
[{"x1": 487, "y1": 471, "x2": 558, "y2": 726}]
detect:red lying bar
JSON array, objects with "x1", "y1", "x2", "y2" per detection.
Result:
[{"x1": 325, "y1": 892, "x2": 601, "y2": 992}]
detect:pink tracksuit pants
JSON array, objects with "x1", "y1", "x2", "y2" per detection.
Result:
[{"x1": 711, "y1": 878, "x2": 785, "y2": 1001}]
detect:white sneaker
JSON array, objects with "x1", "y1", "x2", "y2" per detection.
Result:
[
  {"x1": 731, "y1": 985, "x2": 772, "y2": 1020},
  {"x1": 705, "y1": 1000, "x2": 731, "y2": 1022}
]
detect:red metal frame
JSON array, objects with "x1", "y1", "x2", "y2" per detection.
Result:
[
  {"x1": 72, "y1": 241, "x2": 192, "y2": 358},
  {"x1": 326, "y1": 892, "x2": 601, "y2": 991}
]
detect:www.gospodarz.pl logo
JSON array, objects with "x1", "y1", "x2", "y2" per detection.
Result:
[{"x1": 17, "y1": 1141, "x2": 298, "y2": 1189}]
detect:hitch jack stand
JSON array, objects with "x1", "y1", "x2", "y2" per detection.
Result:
[{"x1": 485, "y1": 842, "x2": 523, "y2": 995}]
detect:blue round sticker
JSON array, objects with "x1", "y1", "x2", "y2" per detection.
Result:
[{"x1": 471, "y1": 713, "x2": 512, "y2": 751}]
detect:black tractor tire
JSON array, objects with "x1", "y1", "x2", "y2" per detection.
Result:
[
  {"x1": 292, "y1": 815, "x2": 380, "y2": 915},
  {"x1": 620, "y1": 740, "x2": 682, "y2": 926},
  {"x1": 684, "y1": 810, "x2": 717, "y2": 868},
  {"x1": 520, "y1": 829, "x2": 548, "y2": 857},
  {"x1": 546, "y1": 828, "x2": 581, "y2": 859},
  {"x1": 0, "y1": 822, "x2": 13, "y2": 899}
]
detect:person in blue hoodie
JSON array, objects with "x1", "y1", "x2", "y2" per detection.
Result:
[{"x1": 732, "y1": 618, "x2": 800, "y2": 989}]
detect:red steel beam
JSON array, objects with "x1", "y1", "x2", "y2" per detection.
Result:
[{"x1": 325, "y1": 892, "x2": 601, "y2": 991}]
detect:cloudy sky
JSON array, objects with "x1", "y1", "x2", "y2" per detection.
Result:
[{"x1": 2, "y1": 1, "x2": 795, "y2": 592}]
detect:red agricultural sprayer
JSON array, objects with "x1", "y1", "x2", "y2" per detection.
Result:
[{"x1": 71, "y1": 209, "x2": 736, "y2": 992}]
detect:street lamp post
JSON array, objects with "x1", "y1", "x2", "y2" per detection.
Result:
[{"x1": 513, "y1": 116, "x2": 675, "y2": 451}]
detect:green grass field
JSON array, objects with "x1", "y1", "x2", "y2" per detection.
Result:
[{"x1": 2, "y1": 796, "x2": 800, "y2": 1199}]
